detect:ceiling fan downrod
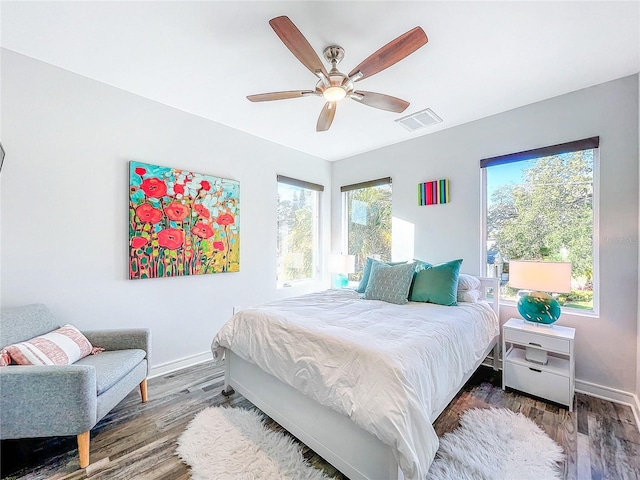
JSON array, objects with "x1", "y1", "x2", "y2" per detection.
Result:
[{"x1": 318, "y1": 45, "x2": 354, "y2": 101}]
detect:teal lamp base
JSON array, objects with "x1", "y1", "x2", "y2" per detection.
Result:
[
  {"x1": 332, "y1": 273, "x2": 349, "y2": 289},
  {"x1": 517, "y1": 291, "x2": 561, "y2": 325}
]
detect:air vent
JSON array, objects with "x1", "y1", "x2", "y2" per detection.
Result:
[{"x1": 395, "y1": 108, "x2": 443, "y2": 131}]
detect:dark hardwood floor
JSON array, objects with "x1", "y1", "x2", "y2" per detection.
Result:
[{"x1": 2, "y1": 360, "x2": 639, "y2": 479}]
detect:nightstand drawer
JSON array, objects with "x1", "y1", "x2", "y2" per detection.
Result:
[
  {"x1": 504, "y1": 328, "x2": 570, "y2": 354},
  {"x1": 504, "y1": 360, "x2": 571, "y2": 406}
]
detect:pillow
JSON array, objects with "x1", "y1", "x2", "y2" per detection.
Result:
[
  {"x1": 355, "y1": 257, "x2": 407, "y2": 293},
  {"x1": 408, "y1": 259, "x2": 431, "y2": 298},
  {"x1": 457, "y1": 289, "x2": 481, "y2": 303},
  {"x1": 413, "y1": 259, "x2": 432, "y2": 271},
  {"x1": 0, "y1": 350, "x2": 10, "y2": 366},
  {"x1": 409, "y1": 259, "x2": 463, "y2": 306},
  {"x1": 5, "y1": 324, "x2": 94, "y2": 366},
  {"x1": 363, "y1": 262, "x2": 417, "y2": 305},
  {"x1": 458, "y1": 273, "x2": 481, "y2": 291}
]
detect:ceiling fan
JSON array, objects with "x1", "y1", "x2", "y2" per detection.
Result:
[{"x1": 247, "y1": 16, "x2": 428, "y2": 132}]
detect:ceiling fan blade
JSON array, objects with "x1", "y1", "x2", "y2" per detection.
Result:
[
  {"x1": 351, "y1": 91, "x2": 409, "y2": 113},
  {"x1": 348, "y1": 27, "x2": 427, "y2": 81},
  {"x1": 316, "y1": 102, "x2": 336, "y2": 132},
  {"x1": 247, "y1": 91, "x2": 315, "y2": 102},
  {"x1": 269, "y1": 16, "x2": 328, "y2": 78}
]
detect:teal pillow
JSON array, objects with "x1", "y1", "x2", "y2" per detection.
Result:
[
  {"x1": 409, "y1": 259, "x2": 463, "y2": 306},
  {"x1": 408, "y1": 259, "x2": 432, "y2": 298},
  {"x1": 413, "y1": 259, "x2": 432, "y2": 271},
  {"x1": 413, "y1": 258, "x2": 431, "y2": 266},
  {"x1": 363, "y1": 262, "x2": 417, "y2": 305},
  {"x1": 356, "y1": 258, "x2": 407, "y2": 293}
]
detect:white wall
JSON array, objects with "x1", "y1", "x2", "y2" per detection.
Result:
[
  {"x1": 332, "y1": 75, "x2": 639, "y2": 396},
  {"x1": 0, "y1": 50, "x2": 332, "y2": 371}
]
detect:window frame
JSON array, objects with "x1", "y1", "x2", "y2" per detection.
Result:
[
  {"x1": 276, "y1": 175, "x2": 323, "y2": 288},
  {"x1": 480, "y1": 138, "x2": 600, "y2": 317},
  {"x1": 341, "y1": 177, "x2": 393, "y2": 277}
]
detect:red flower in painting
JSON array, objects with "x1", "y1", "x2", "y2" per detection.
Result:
[
  {"x1": 173, "y1": 184, "x2": 185, "y2": 195},
  {"x1": 164, "y1": 202, "x2": 189, "y2": 222},
  {"x1": 200, "y1": 180, "x2": 211, "y2": 191},
  {"x1": 140, "y1": 177, "x2": 167, "y2": 198},
  {"x1": 135, "y1": 203, "x2": 163, "y2": 224},
  {"x1": 194, "y1": 204, "x2": 210, "y2": 218},
  {"x1": 216, "y1": 213, "x2": 235, "y2": 226},
  {"x1": 157, "y1": 228, "x2": 184, "y2": 250},
  {"x1": 213, "y1": 241, "x2": 225, "y2": 251},
  {"x1": 131, "y1": 236, "x2": 148, "y2": 249},
  {"x1": 135, "y1": 167, "x2": 146, "y2": 176},
  {"x1": 192, "y1": 222, "x2": 214, "y2": 239}
]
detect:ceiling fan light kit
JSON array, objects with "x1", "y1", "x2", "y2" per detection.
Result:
[
  {"x1": 247, "y1": 16, "x2": 428, "y2": 132},
  {"x1": 323, "y1": 86, "x2": 347, "y2": 102}
]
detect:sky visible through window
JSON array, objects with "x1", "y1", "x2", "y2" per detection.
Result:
[{"x1": 487, "y1": 161, "x2": 529, "y2": 206}]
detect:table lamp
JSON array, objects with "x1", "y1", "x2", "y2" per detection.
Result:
[
  {"x1": 509, "y1": 260, "x2": 572, "y2": 326},
  {"x1": 329, "y1": 254, "x2": 355, "y2": 288},
  {"x1": 509, "y1": 260, "x2": 571, "y2": 365}
]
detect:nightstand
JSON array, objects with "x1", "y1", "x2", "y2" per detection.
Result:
[{"x1": 502, "y1": 317, "x2": 575, "y2": 411}]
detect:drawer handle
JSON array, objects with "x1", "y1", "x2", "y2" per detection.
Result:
[
  {"x1": 528, "y1": 342, "x2": 542, "y2": 347},
  {"x1": 529, "y1": 367, "x2": 542, "y2": 373}
]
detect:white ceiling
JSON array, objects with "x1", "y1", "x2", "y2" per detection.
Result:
[{"x1": 1, "y1": 1, "x2": 638, "y2": 161}]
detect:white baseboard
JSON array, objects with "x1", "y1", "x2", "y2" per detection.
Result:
[
  {"x1": 149, "y1": 350, "x2": 212, "y2": 379},
  {"x1": 575, "y1": 379, "x2": 640, "y2": 431}
]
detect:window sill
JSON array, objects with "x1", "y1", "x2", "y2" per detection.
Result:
[
  {"x1": 498, "y1": 299, "x2": 599, "y2": 319},
  {"x1": 277, "y1": 279, "x2": 316, "y2": 289}
]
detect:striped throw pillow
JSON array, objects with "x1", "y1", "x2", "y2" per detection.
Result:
[{"x1": 5, "y1": 324, "x2": 93, "y2": 365}]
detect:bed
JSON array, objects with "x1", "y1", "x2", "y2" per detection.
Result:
[{"x1": 212, "y1": 276, "x2": 500, "y2": 480}]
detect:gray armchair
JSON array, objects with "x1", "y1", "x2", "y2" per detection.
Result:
[{"x1": 0, "y1": 304, "x2": 150, "y2": 468}]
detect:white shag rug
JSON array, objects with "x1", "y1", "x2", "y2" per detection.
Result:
[
  {"x1": 427, "y1": 407, "x2": 565, "y2": 480},
  {"x1": 177, "y1": 406, "x2": 563, "y2": 480},
  {"x1": 176, "y1": 406, "x2": 331, "y2": 480}
]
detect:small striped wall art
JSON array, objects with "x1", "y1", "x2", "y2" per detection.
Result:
[{"x1": 418, "y1": 179, "x2": 450, "y2": 206}]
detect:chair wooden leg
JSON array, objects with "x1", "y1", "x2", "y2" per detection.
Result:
[
  {"x1": 139, "y1": 378, "x2": 148, "y2": 403},
  {"x1": 77, "y1": 431, "x2": 90, "y2": 468}
]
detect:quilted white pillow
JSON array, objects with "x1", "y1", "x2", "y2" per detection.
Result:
[
  {"x1": 457, "y1": 289, "x2": 481, "y2": 303},
  {"x1": 5, "y1": 324, "x2": 94, "y2": 366},
  {"x1": 457, "y1": 274, "x2": 481, "y2": 291}
]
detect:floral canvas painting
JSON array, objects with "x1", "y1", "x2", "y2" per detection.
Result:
[{"x1": 129, "y1": 161, "x2": 240, "y2": 279}]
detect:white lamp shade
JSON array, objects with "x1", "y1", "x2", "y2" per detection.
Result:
[
  {"x1": 509, "y1": 260, "x2": 572, "y2": 293},
  {"x1": 329, "y1": 254, "x2": 355, "y2": 274}
]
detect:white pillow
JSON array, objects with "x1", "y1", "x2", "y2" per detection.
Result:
[
  {"x1": 457, "y1": 289, "x2": 481, "y2": 303},
  {"x1": 458, "y1": 273, "x2": 481, "y2": 291}
]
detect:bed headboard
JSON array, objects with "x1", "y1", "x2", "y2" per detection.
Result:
[{"x1": 477, "y1": 276, "x2": 500, "y2": 318}]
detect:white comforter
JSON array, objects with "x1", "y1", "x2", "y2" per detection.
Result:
[{"x1": 212, "y1": 289, "x2": 499, "y2": 480}]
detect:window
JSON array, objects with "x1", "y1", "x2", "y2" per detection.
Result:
[
  {"x1": 482, "y1": 137, "x2": 599, "y2": 312},
  {"x1": 341, "y1": 177, "x2": 392, "y2": 282},
  {"x1": 277, "y1": 175, "x2": 322, "y2": 287}
]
